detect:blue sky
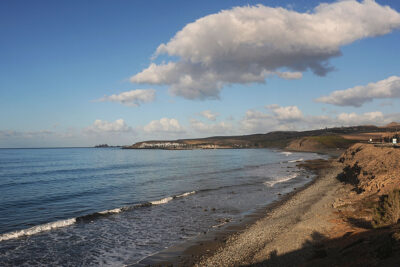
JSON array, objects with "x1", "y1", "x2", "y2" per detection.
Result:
[{"x1": 1, "y1": 0, "x2": 400, "y2": 147}]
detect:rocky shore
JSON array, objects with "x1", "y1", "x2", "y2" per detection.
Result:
[
  {"x1": 194, "y1": 160, "x2": 343, "y2": 266},
  {"x1": 136, "y1": 157, "x2": 340, "y2": 267},
  {"x1": 137, "y1": 143, "x2": 400, "y2": 266},
  {"x1": 194, "y1": 144, "x2": 400, "y2": 266}
]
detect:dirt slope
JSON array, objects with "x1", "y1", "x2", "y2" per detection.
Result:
[{"x1": 338, "y1": 143, "x2": 400, "y2": 196}]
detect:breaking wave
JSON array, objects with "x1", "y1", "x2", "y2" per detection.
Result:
[
  {"x1": 0, "y1": 191, "x2": 196, "y2": 242},
  {"x1": 150, "y1": 190, "x2": 196, "y2": 205},
  {"x1": 264, "y1": 173, "x2": 299, "y2": 187},
  {"x1": 280, "y1": 151, "x2": 292, "y2": 156},
  {"x1": 176, "y1": 191, "x2": 196, "y2": 198},
  {"x1": 0, "y1": 218, "x2": 76, "y2": 242},
  {"x1": 150, "y1": 196, "x2": 173, "y2": 205}
]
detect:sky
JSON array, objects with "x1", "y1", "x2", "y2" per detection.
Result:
[{"x1": 0, "y1": 0, "x2": 399, "y2": 147}]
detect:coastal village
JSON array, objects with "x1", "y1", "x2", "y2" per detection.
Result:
[{"x1": 133, "y1": 142, "x2": 245, "y2": 149}]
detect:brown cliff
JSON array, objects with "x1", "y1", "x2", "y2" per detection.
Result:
[{"x1": 338, "y1": 143, "x2": 400, "y2": 196}]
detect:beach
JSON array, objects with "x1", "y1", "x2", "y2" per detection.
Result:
[
  {"x1": 196, "y1": 160, "x2": 342, "y2": 266},
  {"x1": 136, "y1": 157, "x2": 344, "y2": 266},
  {"x1": 139, "y1": 144, "x2": 400, "y2": 266}
]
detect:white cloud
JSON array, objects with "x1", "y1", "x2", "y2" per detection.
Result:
[
  {"x1": 199, "y1": 110, "x2": 219, "y2": 121},
  {"x1": 316, "y1": 76, "x2": 400, "y2": 107},
  {"x1": 239, "y1": 106, "x2": 306, "y2": 133},
  {"x1": 240, "y1": 110, "x2": 277, "y2": 133},
  {"x1": 336, "y1": 111, "x2": 384, "y2": 125},
  {"x1": 84, "y1": 119, "x2": 132, "y2": 133},
  {"x1": 190, "y1": 119, "x2": 232, "y2": 134},
  {"x1": 143, "y1": 118, "x2": 185, "y2": 133},
  {"x1": 131, "y1": 1, "x2": 400, "y2": 99},
  {"x1": 95, "y1": 89, "x2": 156, "y2": 107},
  {"x1": 267, "y1": 104, "x2": 303, "y2": 121}
]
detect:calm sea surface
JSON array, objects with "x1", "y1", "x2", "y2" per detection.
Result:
[{"x1": 0, "y1": 148, "x2": 326, "y2": 266}]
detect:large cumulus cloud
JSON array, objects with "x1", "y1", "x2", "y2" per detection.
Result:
[{"x1": 131, "y1": 0, "x2": 400, "y2": 99}]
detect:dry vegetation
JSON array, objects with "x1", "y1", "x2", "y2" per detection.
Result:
[{"x1": 372, "y1": 190, "x2": 400, "y2": 228}]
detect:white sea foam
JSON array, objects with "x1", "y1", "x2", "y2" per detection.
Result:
[
  {"x1": 0, "y1": 218, "x2": 76, "y2": 242},
  {"x1": 280, "y1": 151, "x2": 292, "y2": 156},
  {"x1": 264, "y1": 173, "x2": 298, "y2": 187},
  {"x1": 1, "y1": 191, "x2": 198, "y2": 242},
  {"x1": 98, "y1": 207, "x2": 123, "y2": 215},
  {"x1": 150, "y1": 196, "x2": 174, "y2": 205},
  {"x1": 288, "y1": 158, "x2": 304, "y2": 163},
  {"x1": 150, "y1": 191, "x2": 196, "y2": 205},
  {"x1": 176, "y1": 191, "x2": 196, "y2": 198}
]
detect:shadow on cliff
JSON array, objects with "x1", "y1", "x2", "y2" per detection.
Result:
[{"x1": 241, "y1": 225, "x2": 400, "y2": 267}]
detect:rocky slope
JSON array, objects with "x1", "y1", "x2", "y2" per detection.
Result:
[
  {"x1": 195, "y1": 143, "x2": 400, "y2": 266},
  {"x1": 338, "y1": 143, "x2": 400, "y2": 196}
]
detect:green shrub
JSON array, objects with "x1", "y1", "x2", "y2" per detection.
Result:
[
  {"x1": 372, "y1": 190, "x2": 400, "y2": 228},
  {"x1": 337, "y1": 163, "x2": 361, "y2": 187}
]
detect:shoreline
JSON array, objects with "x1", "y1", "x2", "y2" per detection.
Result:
[
  {"x1": 134, "y1": 151, "x2": 340, "y2": 266},
  {"x1": 196, "y1": 159, "x2": 342, "y2": 266}
]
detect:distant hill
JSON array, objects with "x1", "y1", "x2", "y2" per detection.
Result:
[
  {"x1": 384, "y1": 122, "x2": 400, "y2": 128},
  {"x1": 124, "y1": 125, "x2": 398, "y2": 151}
]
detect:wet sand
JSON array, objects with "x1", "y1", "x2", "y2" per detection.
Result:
[{"x1": 134, "y1": 156, "x2": 343, "y2": 267}]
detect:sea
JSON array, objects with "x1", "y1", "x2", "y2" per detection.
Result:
[{"x1": 0, "y1": 147, "x2": 327, "y2": 266}]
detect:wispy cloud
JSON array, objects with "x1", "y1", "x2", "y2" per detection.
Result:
[
  {"x1": 131, "y1": 1, "x2": 400, "y2": 99},
  {"x1": 190, "y1": 119, "x2": 232, "y2": 134},
  {"x1": 316, "y1": 76, "x2": 400, "y2": 107},
  {"x1": 198, "y1": 110, "x2": 219, "y2": 121},
  {"x1": 0, "y1": 130, "x2": 55, "y2": 139},
  {"x1": 84, "y1": 119, "x2": 133, "y2": 133},
  {"x1": 95, "y1": 89, "x2": 156, "y2": 107}
]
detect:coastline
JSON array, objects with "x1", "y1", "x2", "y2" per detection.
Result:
[
  {"x1": 134, "y1": 150, "x2": 341, "y2": 266},
  {"x1": 195, "y1": 159, "x2": 342, "y2": 266}
]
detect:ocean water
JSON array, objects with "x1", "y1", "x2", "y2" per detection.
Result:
[{"x1": 0, "y1": 148, "x2": 326, "y2": 266}]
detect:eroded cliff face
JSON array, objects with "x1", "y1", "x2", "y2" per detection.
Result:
[
  {"x1": 318, "y1": 144, "x2": 400, "y2": 266},
  {"x1": 338, "y1": 144, "x2": 400, "y2": 196}
]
